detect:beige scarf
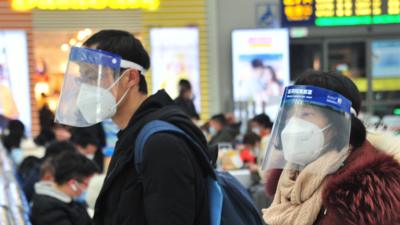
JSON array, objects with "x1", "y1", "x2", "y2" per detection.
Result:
[{"x1": 262, "y1": 148, "x2": 349, "y2": 225}]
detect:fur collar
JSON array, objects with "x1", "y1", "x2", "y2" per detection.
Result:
[{"x1": 321, "y1": 141, "x2": 400, "y2": 225}]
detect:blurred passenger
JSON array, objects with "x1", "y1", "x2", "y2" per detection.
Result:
[
  {"x1": 20, "y1": 141, "x2": 77, "y2": 201},
  {"x1": 18, "y1": 156, "x2": 42, "y2": 202},
  {"x1": 30, "y1": 151, "x2": 98, "y2": 225},
  {"x1": 209, "y1": 113, "x2": 237, "y2": 146},
  {"x1": 54, "y1": 124, "x2": 72, "y2": 142},
  {"x1": 262, "y1": 71, "x2": 400, "y2": 225},
  {"x1": 1, "y1": 119, "x2": 25, "y2": 152},
  {"x1": 34, "y1": 104, "x2": 55, "y2": 146},
  {"x1": 72, "y1": 124, "x2": 106, "y2": 173},
  {"x1": 250, "y1": 113, "x2": 273, "y2": 164},
  {"x1": 73, "y1": 132, "x2": 103, "y2": 170},
  {"x1": 175, "y1": 79, "x2": 200, "y2": 120},
  {"x1": 240, "y1": 132, "x2": 260, "y2": 165}
]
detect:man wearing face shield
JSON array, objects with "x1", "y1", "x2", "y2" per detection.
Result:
[
  {"x1": 261, "y1": 71, "x2": 400, "y2": 225},
  {"x1": 55, "y1": 30, "x2": 211, "y2": 225}
]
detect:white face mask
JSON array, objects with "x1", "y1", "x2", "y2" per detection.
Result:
[
  {"x1": 85, "y1": 154, "x2": 95, "y2": 160},
  {"x1": 252, "y1": 127, "x2": 261, "y2": 136},
  {"x1": 281, "y1": 117, "x2": 331, "y2": 166},
  {"x1": 76, "y1": 71, "x2": 130, "y2": 125},
  {"x1": 209, "y1": 126, "x2": 217, "y2": 136}
]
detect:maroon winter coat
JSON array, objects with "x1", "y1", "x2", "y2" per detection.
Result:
[{"x1": 265, "y1": 141, "x2": 400, "y2": 225}]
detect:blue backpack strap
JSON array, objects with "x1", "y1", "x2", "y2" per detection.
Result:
[
  {"x1": 134, "y1": 120, "x2": 223, "y2": 225},
  {"x1": 134, "y1": 120, "x2": 207, "y2": 174}
]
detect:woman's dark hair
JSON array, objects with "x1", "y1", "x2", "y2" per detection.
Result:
[
  {"x1": 53, "y1": 151, "x2": 98, "y2": 185},
  {"x1": 264, "y1": 65, "x2": 280, "y2": 83},
  {"x1": 294, "y1": 70, "x2": 366, "y2": 149},
  {"x1": 1, "y1": 120, "x2": 25, "y2": 152},
  {"x1": 83, "y1": 30, "x2": 150, "y2": 94}
]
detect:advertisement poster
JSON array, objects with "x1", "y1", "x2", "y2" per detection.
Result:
[
  {"x1": 0, "y1": 31, "x2": 31, "y2": 132},
  {"x1": 232, "y1": 28, "x2": 290, "y2": 119},
  {"x1": 372, "y1": 39, "x2": 400, "y2": 78},
  {"x1": 150, "y1": 27, "x2": 200, "y2": 112}
]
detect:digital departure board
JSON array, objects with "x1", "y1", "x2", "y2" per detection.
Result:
[{"x1": 282, "y1": 0, "x2": 400, "y2": 26}]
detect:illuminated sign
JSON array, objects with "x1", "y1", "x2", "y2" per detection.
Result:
[
  {"x1": 12, "y1": 0, "x2": 160, "y2": 11},
  {"x1": 282, "y1": 0, "x2": 400, "y2": 26}
]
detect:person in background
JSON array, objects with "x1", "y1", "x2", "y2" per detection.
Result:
[
  {"x1": 240, "y1": 132, "x2": 260, "y2": 165},
  {"x1": 174, "y1": 79, "x2": 200, "y2": 121},
  {"x1": 1, "y1": 119, "x2": 25, "y2": 152},
  {"x1": 250, "y1": 113, "x2": 273, "y2": 165},
  {"x1": 240, "y1": 132, "x2": 272, "y2": 211},
  {"x1": 209, "y1": 113, "x2": 237, "y2": 146},
  {"x1": 73, "y1": 132, "x2": 103, "y2": 170},
  {"x1": 19, "y1": 140, "x2": 77, "y2": 202},
  {"x1": 30, "y1": 151, "x2": 98, "y2": 225},
  {"x1": 54, "y1": 124, "x2": 72, "y2": 142},
  {"x1": 35, "y1": 104, "x2": 56, "y2": 146}
]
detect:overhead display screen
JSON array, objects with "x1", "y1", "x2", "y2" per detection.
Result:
[{"x1": 282, "y1": 0, "x2": 400, "y2": 26}]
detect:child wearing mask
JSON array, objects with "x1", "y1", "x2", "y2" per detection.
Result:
[{"x1": 30, "y1": 151, "x2": 98, "y2": 225}]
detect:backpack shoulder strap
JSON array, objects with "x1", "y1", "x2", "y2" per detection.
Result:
[{"x1": 134, "y1": 120, "x2": 209, "y2": 175}]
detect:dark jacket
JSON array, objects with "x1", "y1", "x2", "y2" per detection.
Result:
[
  {"x1": 209, "y1": 126, "x2": 237, "y2": 146},
  {"x1": 265, "y1": 141, "x2": 400, "y2": 225},
  {"x1": 93, "y1": 90, "x2": 211, "y2": 225},
  {"x1": 174, "y1": 96, "x2": 199, "y2": 120},
  {"x1": 30, "y1": 182, "x2": 92, "y2": 225}
]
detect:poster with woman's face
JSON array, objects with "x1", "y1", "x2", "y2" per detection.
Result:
[{"x1": 232, "y1": 29, "x2": 290, "y2": 120}]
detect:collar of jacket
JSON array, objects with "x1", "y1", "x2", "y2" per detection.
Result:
[
  {"x1": 117, "y1": 90, "x2": 174, "y2": 139},
  {"x1": 34, "y1": 181, "x2": 72, "y2": 203}
]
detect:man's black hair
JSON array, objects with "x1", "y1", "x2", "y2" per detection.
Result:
[
  {"x1": 210, "y1": 114, "x2": 228, "y2": 126},
  {"x1": 44, "y1": 140, "x2": 76, "y2": 160},
  {"x1": 2, "y1": 119, "x2": 25, "y2": 152},
  {"x1": 252, "y1": 114, "x2": 273, "y2": 129},
  {"x1": 53, "y1": 151, "x2": 98, "y2": 185},
  {"x1": 83, "y1": 30, "x2": 150, "y2": 94},
  {"x1": 178, "y1": 79, "x2": 192, "y2": 97},
  {"x1": 73, "y1": 132, "x2": 99, "y2": 148},
  {"x1": 243, "y1": 132, "x2": 261, "y2": 146}
]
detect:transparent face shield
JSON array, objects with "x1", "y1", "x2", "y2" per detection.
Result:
[
  {"x1": 261, "y1": 85, "x2": 352, "y2": 175},
  {"x1": 55, "y1": 47, "x2": 145, "y2": 127}
]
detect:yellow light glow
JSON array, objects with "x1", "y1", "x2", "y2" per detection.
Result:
[
  {"x1": 11, "y1": 0, "x2": 160, "y2": 11},
  {"x1": 69, "y1": 38, "x2": 77, "y2": 46},
  {"x1": 60, "y1": 43, "x2": 69, "y2": 52},
  {"x1": 34, "y1": 82, "x2": 50, "y2": 100}
]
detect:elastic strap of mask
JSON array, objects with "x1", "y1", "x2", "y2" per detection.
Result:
[
  {"x1": 350, "y1": 107, "x2": 357, "y2": 116},
  {"x1": 120, "y1": 59, "x2": 145, "y2": 75},
  {"x1": 112, "y1": 86, "x2": 131, "y2": 110}
]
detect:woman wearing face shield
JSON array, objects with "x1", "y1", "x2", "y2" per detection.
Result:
[{"x1": 262, "y1": 71, "x2": 400, "y2": 225}]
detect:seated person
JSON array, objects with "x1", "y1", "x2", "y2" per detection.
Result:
[
  {"x1": 208, "y1": 114, "x2": 237, "y2": 146},
  {"x1": 30, "y1": 151, "x2": 98, "y2": 225},
  {"x1": 240, "y1": 132, "x2": 261, "y2": 165}
]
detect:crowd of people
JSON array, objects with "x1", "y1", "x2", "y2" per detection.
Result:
[{"x1": 0, "y1": 29, "x2": 399, "y2": 225}]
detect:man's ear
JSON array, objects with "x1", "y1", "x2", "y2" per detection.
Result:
[{"x1": 126, "y1": 69, "x2": 141, "y2": 88}]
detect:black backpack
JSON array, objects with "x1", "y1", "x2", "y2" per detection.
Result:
[{"x1": 134, "y1": 120, "x2": 264, "y2": 225}]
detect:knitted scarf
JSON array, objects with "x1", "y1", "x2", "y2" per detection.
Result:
[{"x1": 263, "y1": 148, "x2": 349, "y2": 225}]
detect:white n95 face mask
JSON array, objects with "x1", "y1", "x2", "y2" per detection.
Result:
[
  {"x1": 76, "y1": 71, "x2": 130, "y2": 125},
  {"x1": 281, "y1": 117, "x2": 331, "y2": 166}
]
